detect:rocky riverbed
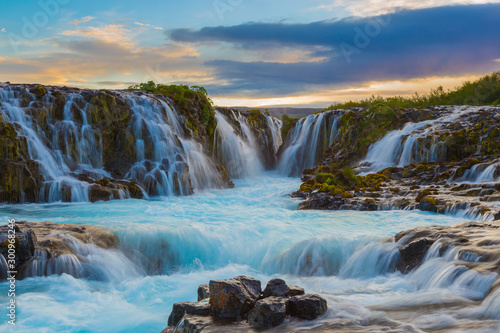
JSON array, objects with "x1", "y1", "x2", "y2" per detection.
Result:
[
  {"x1": 0, "y1": 221, "x2": 117, "y2": 279},
  {"x1": 288, "y1": 105, "x2": 500, "y2": 220}
]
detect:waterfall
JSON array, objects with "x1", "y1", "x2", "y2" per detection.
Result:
[
  {"x1": 278, "y1": 111, "x2": 339, "y2": 177},
  {"x1": 459, "y1": 161, "x2": 500, "y2": 183},
  {"x1": 212, "y1": 110, "x2": 264, "y2": 178},
  {"x1": 362, "y1": 106, "x2": 488, "y2": 172},
  {"x1": 0, "y1": 85, "x2": 283, "y2": 202},
  {"x1": 124, "y1": 96, "x2": 222, "y2": 196}
]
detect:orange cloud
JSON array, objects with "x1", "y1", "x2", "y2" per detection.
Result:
[
  {"x1": 60, "y1": 24, "x2": 132, "y2": 44},
  {"x1": 69, "y1": 16, "x2": 96, "y2": 25}
]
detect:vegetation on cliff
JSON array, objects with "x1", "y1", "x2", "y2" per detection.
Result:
[
  {"x1": 128, "y1": 81, "x2": 216, "y2": 135},
  {"x1": 325, "y1": 72, "x2": 500, "y2": 110}
]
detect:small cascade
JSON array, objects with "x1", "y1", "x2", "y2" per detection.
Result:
[
  {"x1": 459, "y1": 161, "x2": 500, "y2": 183},
  {"x1": 213, "y1": 110, "x2": 264, "y2": 178},
  {"x1": 266, "y1": 115, "x2": 283, "y2": 156},
  {"x1": 24, "y1": 235, "x2": 144, "y2": 282},
  {"x1": 362, "y1": 106, "x2": 488, "y2": 172},
  {"x1": 278, "y1": 111, "x2": 340, "y2": 177},
  {"x1": 478, "y1": 286, "x2": 500, "y2": 319}
]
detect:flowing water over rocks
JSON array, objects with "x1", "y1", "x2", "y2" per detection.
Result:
[
  {"x1": 0, "y1": 84, "x2": 282, "y2": 203},
  {"x1": 1, "y1": 84, "x2": 499, "y2": 332}
]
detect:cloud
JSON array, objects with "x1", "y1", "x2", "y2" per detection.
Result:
[
  {"x1": 0, "y1": 38, "x2": 210, "y2": 88},
  {"x1": 1, "y1": 28, "x2": 5, "y2": 33},
  {"x1": 60, "y1": 24, "x2": 132, "y2": 44},
  {"x1": 168, "y1": 3, "x2": 500, "y2": 95},
  {"x1": 69, "y1": 16, "x2": 96, "y2": 25},
  {"x1": 314, "y1": 0, "x2": 500, "y2": 16},
  {"x1": 134, "y1": 22, "x2": 164, "y2": 30}
]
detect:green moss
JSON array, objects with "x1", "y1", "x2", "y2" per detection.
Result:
[
  {"x1": 415, "y1": 164, "x2": 431, "y2": 172},
  {"x1": 342, "y1": 167, "x2": 358, "y2": 185},
  {"x1": 341, "y1": 191, "x2": 354, "y2": 198},
  {"x1": 315, "y1": 173, "x2": 334, "y2": 183},
  {"x1": 303, "y1": 168, "x2": 316, "y2": 175}
]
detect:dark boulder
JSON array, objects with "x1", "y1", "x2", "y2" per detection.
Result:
[
  {"x1": 287, "y1": 285, "x2": 305, "y2": 297},
  {"x1": 197, "y1": 284, "x2": 210, "y2": 301},
  {"x1": 0, "y1": 225, "x2": 37, "y2": 270},
  {"x1": 263, "y1": 278, "x2": 289, "y2": 297},
  {"x1": 167, "y1": 301, "x2": 211, "y2": 327},
  {"x1": 248, "y1": 297, "x2": 287, "y2": 329},
  {"x1": 209, "y1": 276, "x2": 261, "y2": 318},
  {"x1": 397, "y1": 238, "x2": 435, "y2": 272},
  {"x1": 288, "y1": 294, "x2": 327, "y2": 320}
]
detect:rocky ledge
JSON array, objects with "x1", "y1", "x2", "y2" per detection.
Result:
[
  {"x1": 291, "y1": 105, "x2": 500, "y2": 219},
  {"x1": 0, "y1": 221, "x2": 116, "y2": 279},
  {"x1": 394, "y1": 219, "x2": 500, "y2": 274},
  {"x1": 296, "y1": 158, "x2": 500, "y2": 221},
  {"x1": 162, "y1": 276, "x2": 327, "y2": 333}
]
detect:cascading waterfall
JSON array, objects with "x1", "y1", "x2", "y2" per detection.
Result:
[
  {"x1": 0, "y1": 85, "x2": 283, "y2": 202},
  {"x1": 212, "y1": 110, "x2": 264, "y2": 178},
  {"x1": 124, "y1": 96, "x2": 222, "y2": 196},
  {"x1": 362, "y1": 106, "x2": 487, "y2": 173},
  {"x1": 278, "y1": 111, "x2": 340, "y2": 176},
  {"x1": 0, "y1": 88, "x2": 92, "y2": 202}
]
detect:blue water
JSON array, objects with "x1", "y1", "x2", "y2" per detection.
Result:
[{"x1": 0, "y1": 173, "x2": 497, "y2": 332}]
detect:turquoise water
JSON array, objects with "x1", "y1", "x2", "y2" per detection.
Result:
[{"x1": 0, "y1": 173, "x2": 497, "y2": 332}]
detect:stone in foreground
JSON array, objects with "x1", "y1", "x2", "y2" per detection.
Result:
[
  {"x1": 263, "y1": 278, "x2": 289, "y2": 297},
  {"x1": 287, "y1": 285, "x2": 305, "y2": 297},
  {"x1": 288, "y1": 294, "x2": 328, "y2": 320},
  {"x1": 209, "y1": 276, "x2": 262, "y2": 318},
  {"x1": 197, "y1": 284, "x2": 210, "y2": 301},
  {"x1": 167, "y1": 301, "x2": 211, "y2": 327},
  {"x1": 248, "y1": 297, "x2": 287, "y2": 329}
]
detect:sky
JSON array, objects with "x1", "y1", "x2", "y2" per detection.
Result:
[{"x1": 0, "y1": 0, "x2": 499, "y2": 107}]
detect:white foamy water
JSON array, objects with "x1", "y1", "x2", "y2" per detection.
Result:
[
  {"x1": 0, "y1": 174, "x2": 497, "y2": 332},
  {"x1": 362, "y1": 106, "x2": 492, "y2": 173}
]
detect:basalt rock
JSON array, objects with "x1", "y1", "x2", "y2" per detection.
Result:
[
  {"x1": 262, "y1": 278, "x2": 289, "y2": 297},
  {"x1": 197, "y1": 284, "x2": 210, "y2": 301},
  {"x1": 209, "y1": 275, "x2": 262, "y2": 318},
  {"x1": 167, "y1": 301, "x2": 211, "y2": 327},
  {"x1": 397, "y1": 238, "x2": 435, "y2": 273},
  {"x1": 248, "y1": 297, "x2": 287, "y2": 329},
  {"x1": 165, "y1": 277, "x2": 328, "y2": 332},
  {"x1": 287, "y1": 294, "x2": 328, "y2": 320}
]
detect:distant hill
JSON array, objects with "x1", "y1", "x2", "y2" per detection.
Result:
[{"x1": 233, "y1": 107, "x2": 320, "y2": 118}]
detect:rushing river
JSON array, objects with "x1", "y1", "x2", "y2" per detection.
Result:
[{"x1": 1, "y1": 173, "x2": 498, "y2": 332}]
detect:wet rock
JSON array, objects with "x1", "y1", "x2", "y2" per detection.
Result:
[
  {"x1": 287, "y1": 285, "x2": 305, "y2": 297},
  {"x1": 209, "y1": 276, "x2": 262, "y2": 318},
  {"x1": 0, "y1": 221, "x2": 117, "y2": 279},
  {"x1": 248, "y1": 297, "x2": 287, "y2": 329},
  {"x1": 0, "y1": 226, "x2": 36, "y2": 269},
  {"x1": 263, "y1": 278, "x2": 289, "y2": 297},
  {"x1": 397, "y1": 238, "x2": 435, "y2": 272},
  {"x1": 197, "y1": 284, "x2": 210, "y2": 301},
  {"x1": 89, "y1": 184, "x2": 113, "y2": 202},
  {"x1": 167, "y1": 301, "x2": 211, "y2": 327},
  {"x1": 287, "y1": 294, "x2": 328, "y2": 320}
]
